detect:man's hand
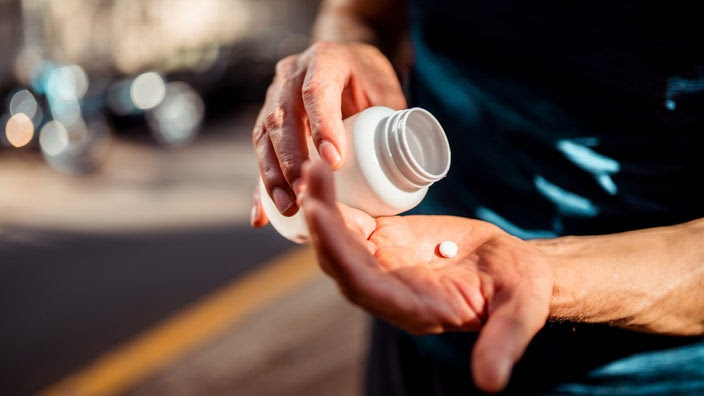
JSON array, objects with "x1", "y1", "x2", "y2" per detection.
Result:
[
  {"x1": 251, "y1": 42, "x2": 406, "y2": 226},
  {"x1": 300, "y1": 161, "x2": 554, "y2": 392}
]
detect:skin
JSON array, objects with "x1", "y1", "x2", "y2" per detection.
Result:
[
  {"x1": 300, "y1": 160, "x2": 554, "y2": 392},
  {"x1": 250, "y1": 41, "x2": 406, "y2": 220},
  {"x1": 297, "y1": 160, "x2": 704, "y2": 392},
  {"x1": 251, "y1": 0, "x2": 704, "y2": 392},
  {"x1": 250, "y1": 0, "x2": 407, "y2": 223}
]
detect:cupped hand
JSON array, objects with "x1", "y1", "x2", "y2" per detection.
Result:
[
  {"x1": 300, "y1": 160, "x2": 554, "y2": 393},
  {"x1": 251, "y1": 41, "x2": 406, "y2": 226}
]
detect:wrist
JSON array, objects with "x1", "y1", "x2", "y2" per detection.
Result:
[{"x1": 528, "y1": 236, "x2": 583, "y2": 323}]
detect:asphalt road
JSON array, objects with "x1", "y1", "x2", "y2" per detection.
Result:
[
  {"x1": 0, "y1": 224, "x2": 293, "y2": 396},
  {"x1": 0, "y1": 108, "x2": 297, "y2": 395}
]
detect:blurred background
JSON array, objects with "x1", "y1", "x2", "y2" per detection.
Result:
[{"x1": 0, "y1": 1, "x2": 368, "y2": 395}]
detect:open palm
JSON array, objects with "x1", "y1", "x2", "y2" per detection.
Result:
[{"x1": 300, "y1": 161, "x2": 554, "y2": 392}]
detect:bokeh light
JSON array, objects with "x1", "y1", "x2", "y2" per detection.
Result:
[
  {"x1": 48, "y1": 95, "x2": 82, "y2": 126},
  {"x1": 9, "y1": 89, "x2": 38, "y2": 119},
  {"x1": 46, "y1": 64, "x2": 89, "y2": 101},
  {"x1": 39, "y1": 120, "x2": 70, "y2": 156},
  {"x1": 5, "y1": 113, "x2": 35, "y2": 148},
  {"x1": 40, "y1": 116, "x2": 112, "y2": 174},
  {"x1": 147, "y1": 81, "x2": 204, "y2": 146},
  {"x1": 44, "y1": 64, "x2": 89, "y2": 127},
  {"x1": 130, "y1": 72, "x2": 166, "y2": 110}
]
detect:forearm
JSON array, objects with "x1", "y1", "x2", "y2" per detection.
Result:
[
  {"x1": 531, "y1": 218, "x2": 704, "y2": 335},
  {"x1": 311, "y1": 0, "x2": 408, "y2": 67}
]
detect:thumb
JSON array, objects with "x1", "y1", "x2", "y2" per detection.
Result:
[
  {"x1": 250, "y1": 182, "x2": 269, "y2": 228},
  {"x1": 300, "y1": 159, "x2": 336, "y2": 206},
  {"x1": 470, "y1": 289, "x2": 547, "y2": 393}
]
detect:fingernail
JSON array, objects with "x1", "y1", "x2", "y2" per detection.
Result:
[
  {"x1": 272, "y1": 187, "x2": 294, "y2": 213},
  {"x1": 318, "y1": 140, "x2": 341, "y2": 167},
  {"x1": 292, "y1": 178, "x2": 305, "y2": 196},
  {"x1": 301, "y1": 158, "x2": 312, "y2": 173},
  {"x1": 296, "y1": 190, "x2": 307, "y2": 207},
  {"x1": 250, "y1": 203, "x2": 259, "y2": 226}
]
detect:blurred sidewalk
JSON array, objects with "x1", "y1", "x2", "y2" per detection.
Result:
[{"x1": 1, "y1": 105, "x2": 263, "y2": 233}]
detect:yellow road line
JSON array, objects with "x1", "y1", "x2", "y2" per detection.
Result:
[{"x1": 39, "y1": 246, "x2": 319, "y2": 396}]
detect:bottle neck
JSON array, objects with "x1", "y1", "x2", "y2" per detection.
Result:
[{"x1": 377, "y1": 108, "x2": 451, "y2": 191}]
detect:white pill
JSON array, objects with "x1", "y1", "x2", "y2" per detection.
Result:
[{"x1": 438, "y1": 241, "x2": 458, "y2": 258}]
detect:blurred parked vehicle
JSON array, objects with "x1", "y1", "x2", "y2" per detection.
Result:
[{"x1": 1, "y1": 0, "x2": 319, "y2": 173}]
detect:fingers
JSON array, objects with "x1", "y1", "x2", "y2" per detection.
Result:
[
  {"x1": 254, "y1": 43, "x2": 352, "y2": 215},
  {"x1": 301, "y1": 159, "x2": 336, "y2": 205},
  {"x1": 336, "y1": 203, "x2": 377, "y2": 243},
  {"x1": 301, "y1": 161, "x2": 378, "y2": 289},
  {"x1": 253, "y1": 127, "x2": 297, "y2": 216},
  {"x1": 300, "y1": 161, "x2": 405, "y2": 309},
  {"x1": 471, "y1": 288, "x2": 549, "y2": 393},
  {"x1": 267, "y1": 60, "x2": 309, "y2": 193},
  {"x1": 253, "y1": 56, "x2": 308, "y2": 216},
  {"x1": 300, "y1": 161, "x2": 488, "y2": 335},
  {"x1": 250, "y1": 184, "x2": 268, "y2": 228},
  {"x1": 301, "y1": 43, "x2": 352, "y2": 169},
  {"x1": 253, "y1": 41, "x2": 407, "y2": 218}
]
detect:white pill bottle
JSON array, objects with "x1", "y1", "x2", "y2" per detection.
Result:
[{"x1": 260, "y1": 106, "x2": 451, "y2": 243}]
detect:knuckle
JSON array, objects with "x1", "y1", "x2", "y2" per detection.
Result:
[
  {"x1": 278, "y1": 154, "x2": 300, "y2": 178},
  {"x1": 263, "y1": 105, "x2": 286, "y2": 133},
  {"x1": 260, "y1": 162, "x2": 282, "y2": 182},
  {"x1": 308, "y1": 40, "x2": 336, "y2": 54},
  {"x1": 251, "y1": 124, "x2": 268, "y2": 147},
  {"x1": 365, "y1": 44, "x2": 386, "y2": 61},
  {"x1": 274, "y1": 55, "x2": 297, "y2": 75},
  {"x1": 301, "y1": 79, "x2": 324, "y2": 101},
  {"x1": 264, "y1": 82, "x2": 278, "y2": 100},
  {"x1": 307, "y1": 118, "x2": 325, "y2": 141}
]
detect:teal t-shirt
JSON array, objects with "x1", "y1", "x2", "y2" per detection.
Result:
[{"x1": 399, "y1": 1, "x2": 704, "y2": 393}]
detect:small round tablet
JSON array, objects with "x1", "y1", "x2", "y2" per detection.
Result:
[{"x1": 438, "y1": 241, "x2": 458, "y2": 258}]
